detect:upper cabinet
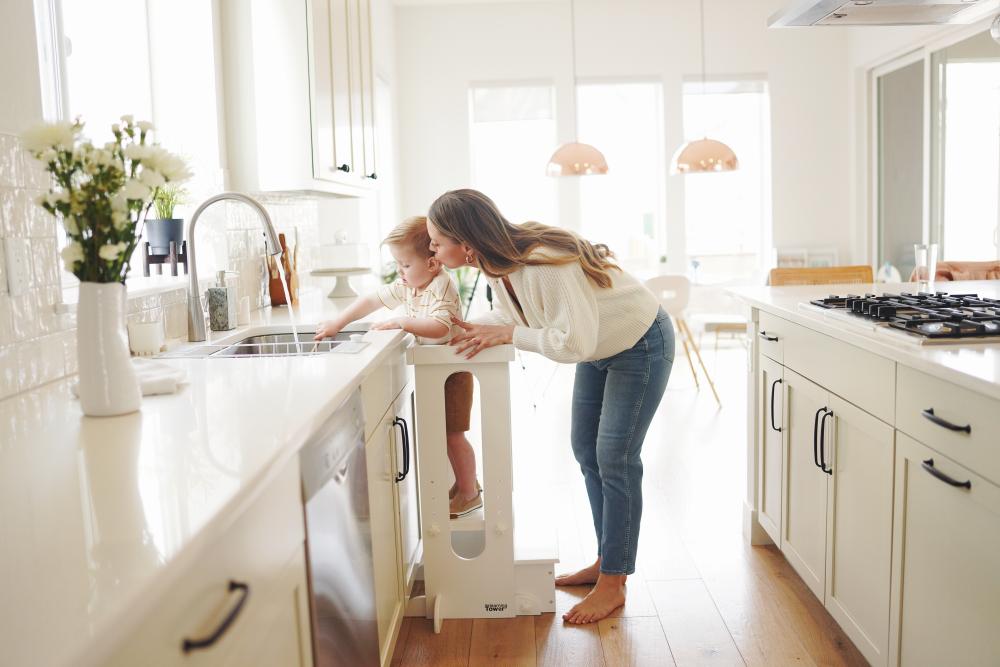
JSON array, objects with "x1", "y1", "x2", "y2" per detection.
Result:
[
  {"x1": 219, "y1": 0, "x2": 378, "y2": 196},
  {"x1": 308, "y1": 0, "x2": 379, "y2": 185}
]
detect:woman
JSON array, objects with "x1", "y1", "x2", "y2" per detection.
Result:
[{"x1": 426, "y1": 189, "x2": 674, "y2": 624}]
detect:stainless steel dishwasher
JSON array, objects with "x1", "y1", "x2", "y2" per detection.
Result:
[{"x1": 300, "y1": 390, "x2": 379, "y2": 667}]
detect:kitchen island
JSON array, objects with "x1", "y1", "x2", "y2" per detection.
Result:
[
  {"x1": 0, "y1": 286, "x2": 411, "y2": 667},
  {"x1": 732, "y1": 280, "x2": 1000, "y2": 667}
]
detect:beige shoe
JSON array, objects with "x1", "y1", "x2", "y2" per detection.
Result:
[
  {"x1": 449, "y1": 490, "x2": 483, "y2": 519},
  {"x1": 449, "y1": 480, "x2": 482, "y2": 500}
]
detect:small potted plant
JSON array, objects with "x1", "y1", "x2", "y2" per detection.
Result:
[{"x1": 146, "y1": 183, "x2": 187, "y2": 257}]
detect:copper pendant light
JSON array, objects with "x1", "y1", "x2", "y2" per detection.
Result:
[
  {"x1": 670, "y1": 0, "x2": 739, "y2": 175},
  {"x1": 546, "y1": 0, "x2": 608, "y2": 177}
]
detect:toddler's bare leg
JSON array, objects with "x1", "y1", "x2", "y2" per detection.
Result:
[{"x1": 446, "y1": 431, "x2": 478, "y2": 501}]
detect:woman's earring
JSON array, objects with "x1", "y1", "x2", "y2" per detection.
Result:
[{"x1": 465, "y1": 254, "x2": 474, "y2": 265}]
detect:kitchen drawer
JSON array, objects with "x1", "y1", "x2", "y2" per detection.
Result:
[
  {"x1": 780, "y1": 318, "x2": 895, "y2": 424},
  {"x1": 756, "y1": 310, "x2": 787, "y2": 362},
  {"x1": 361, "y1": 343, "x2": 412, "y2": 442},
  {"x1": 896, "y1": 365, "x2": 1000, "y2": 485},
  {"x1": 106, "y1": 460, "x2": 305, "y2": 666}
]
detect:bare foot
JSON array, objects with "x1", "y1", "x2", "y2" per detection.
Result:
[
  {"x1": 562, "y1": 574, "x2": 626, "y2": 624},
  {"x1": 555, "y1": 559, "x2": 601, "y2": 586}
]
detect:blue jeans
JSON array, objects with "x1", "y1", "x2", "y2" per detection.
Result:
[{"x1": 570, "y1": 308, "x2": 674, "y2": 575}]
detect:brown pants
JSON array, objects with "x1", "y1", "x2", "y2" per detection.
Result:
[{"x1": 444, "y1": 371, "x2": 474, "y2": 433}]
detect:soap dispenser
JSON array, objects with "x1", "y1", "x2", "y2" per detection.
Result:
[{"x1": 208, "y1": 270, "x2": 238, "y2": 331}]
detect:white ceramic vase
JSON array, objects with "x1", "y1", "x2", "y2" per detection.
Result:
[{"x1": 77, "y1": 282, "x2": 141, "y2": 417}]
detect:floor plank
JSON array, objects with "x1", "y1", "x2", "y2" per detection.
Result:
[
  {"x1": 597, "y1": 617, "x2": 676, "y2": 667},
  {"x1": 648, "y1": 579, "x2": 744, "y2": 666},
  {"x1": 469, "y1": 616, "x2": 536, "y2": 667},
  {"x1": 534, "y1": 612, "x2": 607, "y2": 667},
  {"x1": 397, "y1": 617, "x2": 473, "y2": 667},
  {"x1": 390, "y1": 617, "x2": 414, "y2": 667}
]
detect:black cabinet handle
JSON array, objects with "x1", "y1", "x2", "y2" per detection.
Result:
[
  {"x1": 759, "y1": 331, "x2": 779, "y2": 342},
  {"x1": 366, "y1": 172, "x2": 377, "y2": 179},
  {"x1": 770, "y1": 379, "x2": 782, "y2": 432},
  {"x1": 920, "y1": 408, "x2": 971, "y2": 434},
  {"x1": 181, "y1": 580, "x2": 250, "y2": 653},
  {"x1": 813, "y1": 407, "x2": 825, "y2": 469},
  {"x1": 921, "y1": 458, "x2": 972, "y2": 489},
  {"x1": 337, "y1": 164, "x2": 351, "y2": 172},
  {"x1": 392, "y1": 417, "x2": 408, "y2": 482},
  {"x1": 819, "y1": 410, "x2": 833, "y2": 475}
]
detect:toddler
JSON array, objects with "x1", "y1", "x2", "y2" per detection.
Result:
[{"x1": 314, "y1": 216, "x2": 482, "y2": 518}]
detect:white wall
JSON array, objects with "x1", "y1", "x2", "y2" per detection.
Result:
[{"x1": 394, "y1": 0, "x2": 855, "y2": 270}]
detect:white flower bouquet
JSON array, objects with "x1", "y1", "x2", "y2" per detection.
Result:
[{"x1": 22, "y1": 115, "x2": 191, "y2": 283}]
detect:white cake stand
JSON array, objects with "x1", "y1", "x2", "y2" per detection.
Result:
[{"x1": 311, "y1": 267, "x2": 371, "y2": 298}]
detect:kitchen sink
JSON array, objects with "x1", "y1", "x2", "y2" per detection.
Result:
[{"x1": 161, "y1": 330, "x2": 369, "y2": 358}]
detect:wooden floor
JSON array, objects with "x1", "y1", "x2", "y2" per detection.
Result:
[{"x1": 391, "y1": 340, "x2": 868, "y2": 667}]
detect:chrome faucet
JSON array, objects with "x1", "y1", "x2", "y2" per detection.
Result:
[{"x1": 186, "y1": 192, "x2": 282, "y2": 342}]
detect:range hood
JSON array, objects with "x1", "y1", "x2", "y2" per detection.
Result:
[{"x1": 769, "y1": 0, "x2": 997, "y2": 27}]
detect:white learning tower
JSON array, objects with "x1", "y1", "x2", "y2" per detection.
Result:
[{"x1": 404, "y1": 343, "x2": 558, "y2": 633}]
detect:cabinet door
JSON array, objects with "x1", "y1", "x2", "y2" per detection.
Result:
[
  {"x1": 889, "y1": 433, "x2": 1000, "y2": 667},
  {"x1": 329, "y1": 0, "x2": 354, "y2": 176},
  {"x1": 393, "y1": 385, "x2": 421, "y2": 589},
  {"x1": 757, "y1": 354, "x2": 784, "y2": 545},
  {"x1": 224, "y1": 547, "x2": 314, "y2": 667},
  {"x1": 307, "y1": 0, "x2": 335, "y2": 180},
  {"x1": 781, "y1": 369, "x2": 829, "y2": 599},
  {"x1": 825, "y1": 395, "x2": 894, "y2": 667},
  {"x1": 346, "y1": 0, "x2": 366, "y2": 175},
  {"x1": 367, "y1": 412, "x2": 403, "y2": 660},
  {"x1": 358, "y1": 0, "x2": 377, "y2": 179}
]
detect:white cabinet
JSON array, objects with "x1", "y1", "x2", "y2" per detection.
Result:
[
  {"x1": 306, "y1": 0, "x2": 378, "y2": 188},
  {"x1": 394, "y1": 385, "x2": 421, "y2": 586},
  {"x1": 889, "y1": 433, "x2": 1000, "y2": 666},
  {"x1": 756, "y1": 353, "x2": 783, "y2": 545},
  {"x1": 780, "y1": 369, "x2": 894, "y2": 667},
  {"x1": 367, "y1": 408, "x2": 404, "y2": 663},
  {"x1": 824, "y1": 395, "x2": 894, "y2": 667},
  {"x1": 105, "y1": 460, "x2": 310, "y2": 666},
  {"x1": 220, "y1": 0, "x2": 376, "y2": 195},
  {"x1": 360, "y1": 341, "x2": 419, "y2": 666},
  {"x1": 781, "y1": 368, "x2": 830, "y2": 599}
]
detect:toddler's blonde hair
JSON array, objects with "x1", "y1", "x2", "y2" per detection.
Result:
[{"x1": 384, "y1": 216, "x2": 433, "y2": 259}]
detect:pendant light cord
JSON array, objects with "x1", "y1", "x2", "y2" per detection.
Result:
[
  {"x1": 700, "y1": 0, "x2": 707, "y2": 94},
  {"x1": 570, "y1": 0, "x2": 579, "y2": 132}
]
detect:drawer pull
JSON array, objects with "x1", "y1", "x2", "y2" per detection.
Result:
[
  {"x1": 769, "y1": 379, "x2": 782, "y2": 432},
  {"x1": 759, "y1": 331, "x2": 779, "y2": 342},
  {"x1": 921, "y1": 458, "x2": 972, "y2": 490},
  {"x1": 920, "y1": 408, "x2": 971, "y2": 434},
  {"x1": 181, "y1": 580, "x2": 250, "y2": 653}
]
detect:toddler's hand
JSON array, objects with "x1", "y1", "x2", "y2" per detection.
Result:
[
  {"x1": 371, "y1": 318, "x2": 404, "y2": 331},
  {"x1": 314, "y1": 321, "x2": 340, "y2": 340}
]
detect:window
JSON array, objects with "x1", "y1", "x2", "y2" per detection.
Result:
[
  {"x1": 682, "y1": 79, "x2": 771, "y2": 285},
  {"x1": 932, "y1": 34, "x2": 1000, "y2": 261},
  {"x1": 469, "y1": 84, "x2": 558, "y2": 226},
  {"x1": 576, "y1": 81, "x2": 666, "y2": 273}
]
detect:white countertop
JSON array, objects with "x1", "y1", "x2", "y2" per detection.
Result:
[
  {"x1": 730, "y1": 280, "x2": 1000, "y2": 401},
  {"x1": 0, "y1": 286, "x2": 407, "y2": 667}
]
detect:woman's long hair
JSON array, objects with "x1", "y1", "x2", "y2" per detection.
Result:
[{"x1": 428, "y1": 189, "x2": 619, "y2": 288}]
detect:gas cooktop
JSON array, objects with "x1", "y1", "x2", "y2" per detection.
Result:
[{"x1": 805, "y1": 292, "x2": 1000, "y2": 343}]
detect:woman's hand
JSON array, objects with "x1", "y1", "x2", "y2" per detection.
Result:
[
  {"x1": 449, "y1": 317, "x2": 514, "y2": 358},
  {"x1": 371, "y1": 318, "x2": 405, "y2": 331}
]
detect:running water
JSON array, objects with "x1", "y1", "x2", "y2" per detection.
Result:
[{"x1": 273, "y1": 260, "x2": 302, "y2": 351}]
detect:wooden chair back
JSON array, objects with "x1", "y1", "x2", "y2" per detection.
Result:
[{"x1": 768, "y1": 265, "x2": 873, "y2": 287}]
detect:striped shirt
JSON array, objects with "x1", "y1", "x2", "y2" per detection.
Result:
[{"x1": 376, "y1": 272, "x2": 461, "y2": 344}]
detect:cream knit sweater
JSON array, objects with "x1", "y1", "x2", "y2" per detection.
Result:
[{"x1": 473, "y1": 253, "x2": 660, "y2": 364}]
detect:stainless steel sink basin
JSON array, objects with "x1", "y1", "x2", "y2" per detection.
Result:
[{"x1": 162, "y1": 330, "x2": 369, "y2": 358}]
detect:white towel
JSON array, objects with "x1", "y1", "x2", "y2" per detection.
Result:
[{"x1": 71, "y1": 358, "x2": 189, "y2": 398}]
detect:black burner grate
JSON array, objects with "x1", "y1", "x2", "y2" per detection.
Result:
[{"x1": 808, "y1": 292, "x2": 1000, "y2": 339}]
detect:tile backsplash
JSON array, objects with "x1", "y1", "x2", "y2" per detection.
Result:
[{"x1": 0, "y1": 133, "x2": 328, "y2": 401}]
